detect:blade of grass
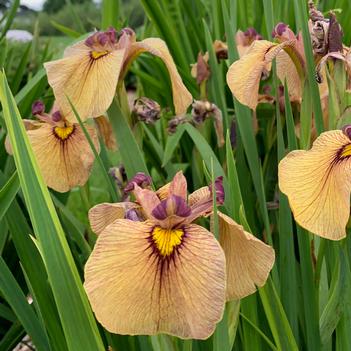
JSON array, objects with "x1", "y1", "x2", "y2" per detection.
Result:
[
  {"x1": 0, "y1": 256, "x2": 51, "y2": 351},
  {"x1": 0, "y1": 72, "x2": 105, "y2": 351},
  {"x1": 0, "y1": 171, "x2": 19, "y2": 222},
  {"x1": 0, "y1": 0, "x2": 20, "y2": 40},
  {"x1": 101, "y1": 0, "x2": 119, "y2": 29}
]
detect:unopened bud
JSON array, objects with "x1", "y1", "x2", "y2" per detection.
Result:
[
  {"x1": 133, "y1": 97, "x2": 161, "y2": 124},
  {"x1": 124, "y1": 172, "x2": 152, "y2": 194},
  {"x1": 209, "y1": 176, "x2": 225, "y2": 205},
  {"x1": 32, "y1": 100, "x2": 45, "y2": 115}
]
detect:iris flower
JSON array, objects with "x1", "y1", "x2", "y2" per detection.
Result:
[
  {"x1": 279, "y1": 126, "x2": 351, "y2": 240},
  {"x1": 7, "y1": 101, "x2": 99, "y2": 192},
  {"x1": 44, "y1": 27, "x2": 192, "y2": 122},
  {"x1": 84, "y1": 172, "x2": 275, "y2": 339}
]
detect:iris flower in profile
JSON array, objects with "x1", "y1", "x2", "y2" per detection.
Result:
[
  {"x1": 44, "y1": 27, "x2": 192, "y2": 123},
  {"x1": 279, "y1": 126, "x2": 351, "y2": 240},
  {"x1": 8, "y1": 101, "x2": 99, "y2": 192},
  {"x1": 84, "y1": 172, "x2": 275, "y2": 339}
]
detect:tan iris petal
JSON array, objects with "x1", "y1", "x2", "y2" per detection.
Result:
[
  {"x1": 279, "y1": 130, "x2": 351, "y2": 240},
  {"x1": 130, "y1": 38, "x2": 193, "y2": 115},
  {"x1": 27, "y1": 123, "x2": 99, "y2": 192},
  {"x1": 84, "y1": 220, "x2": 226, "y2": 339},
  {"x1": 188, "y1": 186, "x2": 210, "y2": 207},
  {"x1": 169, "y1": 171, "x2": 188, "y2": 199},
  {"x1": 226, "y1": 40, "x2": 293, "y2": 109},
  {"x1": 89, "y1": 202, "x2": 138, "y2": 235},
  {"x1": 276, "y1": 50, "x2": 302, "y2": 102},
  {"x1": 133, "y1": 185, "x2": 160, "y2": 219},
  {"x1": 217, "y1": 212, "x2": 275, "y2": 300},
  {"x1": 44, "y1": 42, "x2": 125, "y2": 122}
]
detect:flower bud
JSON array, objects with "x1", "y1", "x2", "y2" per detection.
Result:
[
  {"x1": 133, "y1": 97, "x2": 161, "y2": 124},
  {"x1": 124, "y1": 172, "x2": 152, "y2": 194},
  {"x1": 52, "y1": 110, "x2": 62, "y2": 122},
  {"x1": 209, "y1": 176, "x2": 225, "y2": 205},
  {"x1": 32, "y1": 100, "x2": 45, "y2": 115}
]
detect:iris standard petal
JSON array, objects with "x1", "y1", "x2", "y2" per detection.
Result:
[
  {"x1": 129, "y1": 38, "x2": 193, "y2": 115},
  {"x1": 133, "y1": 184, "x2": 160, "y2": 219},
  {"x1": 279, "y1": 130, "x2": 351, "y2": 240},
  {"x1": 44, "y1": 42, "x2": 125, "y2": 122},
  {"x1": 217, "y1": 212, "x2": 275, "y2": 300},
  {"x1": 89, "y1": 202, "x2": 138, "y2": 235},
  {"x1": 226, "y1": 40, "x2": 293, "y2": 109},
  {"x1": 27, "y1": 123, "x2": 99, "y2": 192},
  {"x1": 84, "y1": 220, "x2": 226, "y2": 339}
]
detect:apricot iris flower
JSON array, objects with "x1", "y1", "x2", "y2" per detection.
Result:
[
  {"x1": 279, "y1": 126, "x2": 351, "y2": 240},
  {"x1": 44, "y1": 27, "x2": 192, "y2": 122},
  {"x1": 7, "y1": 101, "x2": 99, "y2": 192},
  {"x1": 84, "y1": 172, "x2": 275, "y2": 339}
]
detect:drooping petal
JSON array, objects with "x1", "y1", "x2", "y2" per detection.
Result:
[
  {"x1": 89, "y1": 202, "x2": 138, "y2": 235},
  {"x1": 94, "y1": 115, "x2": 117, "y2": 151},
  {"x1": 128, "y1": 38, "x2": 193, "y2": 115},
  {"x1": 226, "y1": 40, "x2": 293, "y2": 109},
  {"x1": 27, "y1": 123, "x2": 99, "y2": 192},
  {"x1": 279, "y1": 130, "x2": 351, "y2": 240},
  {"x1": 44, "y1": 42, "x2": 125, "y2": 122},
  {"x1": 84, "y1": 220, "x2": 226, "y2": 339},
  {"x1": 216, "y1": 212, "x2": 275, "y2": 300}
]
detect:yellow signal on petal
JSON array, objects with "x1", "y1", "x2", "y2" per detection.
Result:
[
  {"x1": 54, "y1": 125, "x2": 74, "y2": 140},
  {"x1": 152, "y1": 226, "x2": 184, "y2": 256},
  {"x1": 91, "y1": 50, "x2": 109, "y2": 60},
  {"x1": 340, "y1": 144, "x2": 351, "y2": 158}
]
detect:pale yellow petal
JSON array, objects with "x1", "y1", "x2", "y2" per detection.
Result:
[
  {"x1": 279, "y1": 130, "x2": 351, "y2": 240},
  {"x1": 89, "y1": 202, "x2": 137, "y2": 235},
  {"x1": 84, "y1": 220, "x2": 226, "y2": 339},
  {"x1": 130, "y1": 39, "x2": 193, "y2": 115},
  {"x1": 27, "y1": 123, "x2": 99, "y2": 192},
  {"x1": 226, "y1": 40, "x2": 292, "y2": 109},
  {"x1": 44, "y1": 42, "x2": 125, "y2": 122},
  {"x1": 217, "y1": 212, "x2": 275, "y2": 300},
  {"x1": 276, "y1": 50, "x2": 302, "y2": 102}
]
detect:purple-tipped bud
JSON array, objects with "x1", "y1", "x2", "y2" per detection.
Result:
[
  {"x1": 97, "y1": 32, "x2": 109, "y2": 46},
  {"x1": 124, "y1": 172, "x2": 152, "y2": 194},
  {"x1": 272, "y1": 22, "x2": 288, "y2": 38},
  {"x1": 125, "y1": 208, "x2": 142, "y2": 221},
  {"x1": 209, "y1": 176, "x2": 225, "y2": 205},
  {"x1": 32, "y1": 100, "x2": 45, "y2": 115},
  {"x1": 52, "y1": 110, "x2": 62, "y2": 122},
  {"x1": 342, "y1": 125, "x2": 351, "y2": 140}
]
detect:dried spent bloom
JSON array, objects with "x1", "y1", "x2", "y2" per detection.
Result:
[
  {"x1": 279, "y1": 127, "x2": 351, "y2": 240},
  {"x1": 191, "y1": 100, "x2": 224, "y2": 147},
  {"x1": 44, "y1": 27, "x2": 192, "y2": 122},
  {"x1": 84, "y1": 172, "x2": 275, "y2": 338},
  {"x1": 191, "y1": 52, "x2": 210, "y2": 85},
  {"x1": 167, "y1": 115, "x2": 188, "y2": 134},
  {"x1": 7, "y1": 100, "x2": 100, "y2": 192},
  {"x1": 226, "y1": 40, "x2": 295, "y2": 109},
  {"x1": 133, "y1": 97, "x2": 161, "y2": 124}
]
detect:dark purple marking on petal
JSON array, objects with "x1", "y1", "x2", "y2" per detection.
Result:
[
  {"x1": 244, "y1": 27, "x2": 258, "y2": 38},
  {"x1": 124, "y1": 172, "x2": 152, "y2": 194},
  {"x1": 85, "y1": 34, "x2": 95, "y2": 48},
  {"x1": 52, "y1": 110, "x2": 62, "y2": 122},
  {"x1": 342, "y1": 125, "x2": 351, "y2": 140},
  {"x1": 152, "y1": 195, "x2": 191, "y2": 220},
  {"x1": 209, "y1": 176, "x2": 225, "y2": 205},
  {"x1": 32, "y1": 100, "x2": 45, "y2": 115},
  {"x1": 125, "y1": 209, "x2": 142, "y2": 221},
  {"x1": 272, "y1": 22, "x2": 288, "y2": 38},
  {"x1": 106, "y1": 27, "x2": 117, "y2": 44},
  {"x1": 97, "y1": 32, "x2": 109, "y2": 46}
]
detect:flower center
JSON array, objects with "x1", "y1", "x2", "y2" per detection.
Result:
[
  {"x1": 152, "y1": 226, "x2": 184, "y2": 257},
  {"x1": 91, "y1": 50, "x2": 109, "y2": 60},
  {"x1": 54, "y1": 126, "x2": 74, "y2": 140}
]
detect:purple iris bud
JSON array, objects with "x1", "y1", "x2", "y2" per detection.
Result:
[
  {"x1": 97, "y1": 32, "x2": 109, "y2": 46},
  {"x1": 106, "y1": 27, "x2": 117, "y2": 44},
  {"x1": 152, "y1": 195, "x2": 191, "y2": 220},
  {"x1": 32, "y1": 100, "x2": 45, "y2": 115},
  {"x1": 272, "y1": 22, "x2": 288, "y2": 38},
  {"x1": 342, "y1": 125, "x2": 351, "y2": 140},
  {"x1": 124, "y1": 172, "x2": 152, "y2": 194},
  {"x1": 52, "y1": 110, "x2": 62, "y2": 122},
  {"x1": 125, "y1": 208, "x2": 142, "y2": 221},
  {"x1": 209, "y1": 176, "x2": 225, "y2": 205}
]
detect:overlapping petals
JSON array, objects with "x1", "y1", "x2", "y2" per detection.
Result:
[
  {"x1": 279, "y1": 130, "x2": 351, "y2": 240},
  {"x1": 226, "y1": 40, "x2": 294, "y2": 109}
]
